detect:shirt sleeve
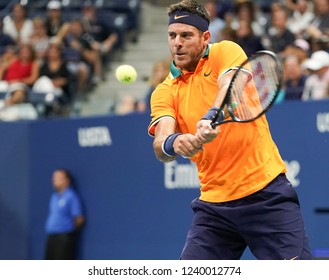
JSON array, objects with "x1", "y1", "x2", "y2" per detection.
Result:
[
  {"x1": 212, "y1": 40, "x2": 248, "y2": 78},
  {"x1": 70, "y1": 192, "x2": 83, "y2": 217},
  {"x1": 147, "y1": 78, "x2": 176, "y2": 137}
]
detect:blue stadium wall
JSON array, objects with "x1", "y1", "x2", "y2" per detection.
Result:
[{"x1": 0, "y1": 100, "x2": 328, "y2": 260}]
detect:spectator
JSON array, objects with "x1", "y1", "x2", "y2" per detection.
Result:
[
  {"x1": 0, "y1": 82, "x2": 38, "y2": 121},
  {"x1": 32, "y1": 43, "x2": 73, "y2": 115},
  {"x1": 45, "y1": 0, "x2": 70, "y2": 39},
  {"x1": 217, "y1": 25, "x2": 237, "y2": 42},
  {"x1": 2, "y1": 3, "x2": 33, "y2": 44},
  {"x1": 305, "y1": 0, "x2": 329, "y2": 42},
  {"x1": 285, "y1": 0, "x2": 314, "y2": 37},
  {"x1": 204, "y1": 0, "x2": 226, "y2": 43},
  {"x1": 140, "y1": 58, "x2": 170, "y2": 113},
  {"x1": 116, "y1": 94, "x2": 138, "y2": 115},
  {"x1": 0, "y1": 82, "x2": 27, "y2": 107},
  {"x1": 310, "y1": 33, "x2": 329, "y2": 52},
  {"x1": 264, "y1": 4, "x2": 296, "y2": 54},
  {"x1": 235, "y1": 19, "x2": 264, "y2": 56},
  {"x1": 0, "y1": 43, "x2": 39, "y2": 91},
  {"x1": 283, "y1": 54, "x2": 308, "y2": 100},
  {"x1": 29, "y1": 17, "x2": 51, "y2": 63},
  {"x1": 230, "y1": 0, "x2": 265, "y2": 37},
  {"x1": 45, "y1": 168, "x2": 85, "y2": 260},
  {"x1": 216, "y1": 0, "x2": 234, "y2": 21},
  {"x1": 60, "y1": 18, "x2": 103, "y2": 87},
  {"x1": 281, "y1": 38, "x2": 310, "y2": 63},
  {"x1": 0, "y1": 45, "x2": 17, "y2": 81},
  {"x1": 302, "y1": 50, "x2": 329, "y2": 100},
  {"x1": 81, "y1": 1, "x2": 119, "y2": 71}
]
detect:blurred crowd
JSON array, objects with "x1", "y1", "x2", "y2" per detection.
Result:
[
  {"x1": 0, "y1": 0, "x2": 134, "y2": 120},
  {"x1": 0, "y1": 0, "x2": 329, "y2": 121},
  {"x1": 210, "y1": 0, "x2": 329, "y2": 103}
]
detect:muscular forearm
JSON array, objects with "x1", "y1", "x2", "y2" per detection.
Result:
[{"x1": 153, "y1": 117, "x2": 177, "y2": 162}]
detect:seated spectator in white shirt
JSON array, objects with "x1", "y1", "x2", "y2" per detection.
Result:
[
  {"x1": 0, "y1": 82, "x2": 38, "y2": 121},
  {"x1": 2, "y1": 3, "x2": 33, "y2": 44},
  {"x1": 302, "y1": 50, "x2": 329, "y2": 100}
]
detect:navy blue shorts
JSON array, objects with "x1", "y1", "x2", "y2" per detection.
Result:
[{"x1": 180, "y1": 174, "x2": 313, "y2": 260}]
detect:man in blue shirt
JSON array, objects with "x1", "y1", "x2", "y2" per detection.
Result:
[{"x1": 45, "y1": 168, "x2": 85, "y2": 260}]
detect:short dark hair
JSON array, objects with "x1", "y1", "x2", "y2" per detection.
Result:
[{"x1": 168, "y1": 0, "x2": 210, "y2": 24}]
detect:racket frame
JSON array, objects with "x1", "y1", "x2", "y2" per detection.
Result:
[{"x1": 211, "y1": 50, "x2": 283, "y2": 128}]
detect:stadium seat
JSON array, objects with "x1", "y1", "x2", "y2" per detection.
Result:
[
  {"x1": 0, "y1": 0, "x2": 15, "y2": 18},
  {"x1": 23, "y1": 0, "x2": 49, "y2": 10}
]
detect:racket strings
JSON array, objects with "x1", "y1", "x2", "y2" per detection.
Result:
[{"x1": 230, "y1": 54, "x2": 280, "y2": 121}]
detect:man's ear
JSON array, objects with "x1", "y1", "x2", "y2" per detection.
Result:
[{"x1": 202, "y1": 30, "x2": 211, "y2": 45}]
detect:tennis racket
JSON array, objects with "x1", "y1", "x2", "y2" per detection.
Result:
[{"x1": 211, "y1": 50, "x2": 283, "y2": 128}]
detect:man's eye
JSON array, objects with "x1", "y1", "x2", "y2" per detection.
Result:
[{"x1": 181, "y1": 33, "x2": 191, "y2": 38}]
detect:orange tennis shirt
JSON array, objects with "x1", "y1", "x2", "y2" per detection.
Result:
[{"x1": 148, "y1": 41, "x2": 286, "y2": 203}]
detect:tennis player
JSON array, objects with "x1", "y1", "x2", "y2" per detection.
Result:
[{"x1": 147, "y1": 0, "x2": 312, "y2": 260}]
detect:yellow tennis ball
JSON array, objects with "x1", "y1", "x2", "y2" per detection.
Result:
[{"x1": 115, "y1": 64, "x2": 137, "y2": 84}]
